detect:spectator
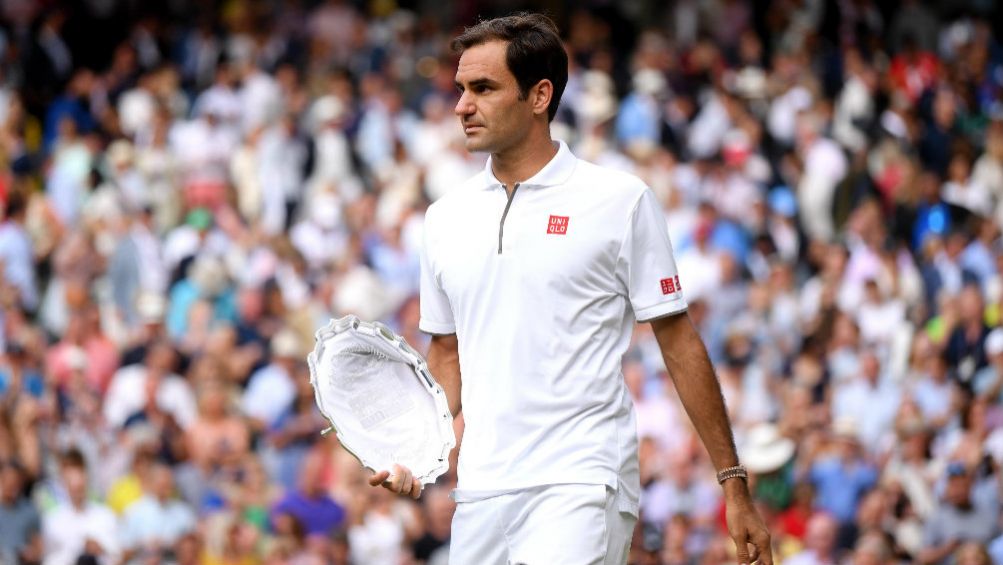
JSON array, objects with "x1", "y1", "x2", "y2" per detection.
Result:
[
  {"x1": 831, "y1": 350, "x2": 902, "y2": 450},
  {"x1": 241, "y1": 329, "x2": 301, "y2": 433},
  {"x1": 808, "y1": 420, "x2": 879, "y2": 527},
  {"x1": 848, "y1": 531, "x2": 894, "y2": 565},
  {"x1": 184, "y1": 379, "x2": 250, "y2": 475},
  {"x1": 119, "y1": 462, "x2": 196, "y2": 558},
  {"x1": 0, "y1": 193, "x2": 36, "y2": 311},
  {"x1": 411, "y1": 484, "x2": 454, "y2": 562},
  {"x1": 0, "y1": 459, "x2": 41, "y2": 564},
  {"x1": 918, "y1": 462, "x2": 1000, "y2": 565},
  {"x1": 41, "y1": 450, "x2": 119, "y2": 565},
  {"x1": 784, "y1": 512, "x2": 840, "y2": 565},
  {"x1": 270, "y1": 448, "x2": 345, "y2": 539}
]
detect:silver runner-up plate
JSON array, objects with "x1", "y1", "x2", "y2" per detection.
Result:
[{"x1": 307, "y1": 315, "x2": 455, "y2": 485}]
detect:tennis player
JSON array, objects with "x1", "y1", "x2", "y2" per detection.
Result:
[{"x1": 368, "y1": 13, "x2": 773, "y2": 565}]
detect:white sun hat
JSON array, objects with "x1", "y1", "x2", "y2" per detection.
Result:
[{"x1": 739, "y1": 423, "x2": 796, "y2": 474}]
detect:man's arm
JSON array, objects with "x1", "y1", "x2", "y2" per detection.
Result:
[
  {"x1": 651, "y1": 313, "x2": 738, "y2": 472},
  {"x1": 650, "y1": 312, "x2": 772, "y2": 565},
  {"x1": 427, "y1": 333, "x2": 461, "y2": 417}
]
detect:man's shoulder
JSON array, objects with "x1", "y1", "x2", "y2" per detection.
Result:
[{"x1": 567, "y1": 158, "x2": 650, "y2": 204}]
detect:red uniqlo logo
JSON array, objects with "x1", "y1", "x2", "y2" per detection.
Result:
[
  {"x1": 547, "y1": 215, "x2": 569, "y2": 235},
  {"x1": 660, "y1": 275, "x2": 682, "y2": 295}
]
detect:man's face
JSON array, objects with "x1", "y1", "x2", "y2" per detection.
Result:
[
  {"x1": 946, "y1": 473, "x2": 971, "y2": 506},
  {"x1": 454, "y1": 40, "x2": 535, "y2": 154},
  {"x1": 0, "y1": 465, "x2": 23, "y2": 501},
  {"x1": 62, "y1": 466, "x2": 88, "y2": 507}
]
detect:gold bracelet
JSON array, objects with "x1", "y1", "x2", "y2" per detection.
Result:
[{"x1": 716, "y1": 464, "x2": 749, "y2": 484}]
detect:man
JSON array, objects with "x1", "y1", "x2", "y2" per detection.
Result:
[
  {"x1": 0, "y1": 192, "x2": 37, "y2": 312},
  {"x1": 918, "y1": 462, "x2": 1000, "y2": 565},
  {"x1": 783, "y1": 512, "x2": 840, "y2": 565},
  {"x1": 0, "y1": 459, "x2": 41, "y2": 565},
  {"x1": 41, "y1": 450, "x2": 120, "y2": 565},
  {"x1": 368, "y1": 13, "x2": 771, "y2": 564},
  {"x1": 119, "y1": 462, "x2": 197, "y2": 559}
]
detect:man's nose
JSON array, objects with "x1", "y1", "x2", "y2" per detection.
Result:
[{"x1": 454, "y1": 92, "x2": 474, "y2": 116}]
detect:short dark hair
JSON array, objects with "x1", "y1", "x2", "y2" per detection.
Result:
[
  {"x1": 452, "y1": 12, "x2": 568, "y2": 122},
  {"x1": 59, "y1": 448, "x2": 87, "y2": 471}
]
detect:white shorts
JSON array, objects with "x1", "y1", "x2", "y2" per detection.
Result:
[{"x1": 448, "y1": 483, "x2": 637, "y2": 565}]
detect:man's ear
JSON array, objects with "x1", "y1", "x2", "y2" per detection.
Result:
[{"x1": 531, "y1": 79, "x2": 553, "y2": 117}]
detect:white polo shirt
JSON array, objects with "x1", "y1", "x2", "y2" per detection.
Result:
[{"x1": 419, "y1": 140, "x2": 687, "y2": 516}]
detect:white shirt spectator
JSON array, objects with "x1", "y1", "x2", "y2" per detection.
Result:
[
  {"x1": 911, "y1": 375, "x2": 954, "y2": 425},
  {"x1": 258, "y1": 122, "x2": 308, "y2": 235},
  {"x1": 307, "y1": 124, "x2": 358, "y2": 197},
  {"x1": 42, "y1": 501, "x2": 120, "y2": 565},
  {"x1": 942, "y1": 179, "x2": 994, "y2": 218},
  {"x1": 161, "y1": 226, "x2": 231, "y2": 273},
  {"x1": 641, "y1": 475, "x2": 720, "y2": 526},
  {"x1": 0, "y1": 218, "x2": 36, "y2": 310},
  {"x1": 833, "y1": 73, "x2": 874, "y2": 152},
  {"x1": 103, "y1": 364, "x2": 197, "y2": 429},
  {"x1": 192, "y1": 83, "x2": 242, "y2": 126},
  {"x1": 169, "y1": 117, "x2": 239, "y2": 184},
  {"x1": 798, "y1": 135, "x2": 848, "y2": 242},
  {"x1": 240, "y1": 362, "x2": 296, "y2": 429},
  {"x1": 46, "y1": 140, "x2": 93, "y2": 228},
  {"x1": 238, "y1": 69, "x2": 281, "y2": 134},
  {"x1": 290, "y1": 197, "x2": 349, "y2": 272},
  {"x1": 675, "y1": 244, "x2": 724, "y2": 302},
  {"x1": 348, "y1": 506, "x2": 413, "y2": 565},
  {"x1": 833, "y1": 377, "x2": 901, "y2": 449},
  {"x1": 687, "y1": 93, "x2": 731, "y2": 159},
  {"x1": 424, "y1": 144, "x2": 483, "y2": 202},
  {"x1": 768, "y1": 85, "x2": 812, "y2": 146},
  {"x1": 858, "y1": 295, "x2": 907, "y2": 345},
  {"x1": 118, "y1": 85, "x2": 156, "y2": 138},
  {"x1": 635, "y1": 393, "x2": 687, "y2": 456}
]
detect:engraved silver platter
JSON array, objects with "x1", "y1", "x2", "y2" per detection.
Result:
[{"x1": 307, "y1": 315, "x2": 455, "y2": 485}]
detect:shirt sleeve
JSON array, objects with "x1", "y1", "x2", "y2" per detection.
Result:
[
  {"x1": 418, "y1": 212, "x2": 456, "y2": 335},
  {"x1": 616, "y1": 188, "x2": 688, "y2": 322}
]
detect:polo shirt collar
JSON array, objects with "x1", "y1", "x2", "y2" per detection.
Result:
[{"x1": 481, "y1": 140, "x2": 577, "y2": 190}]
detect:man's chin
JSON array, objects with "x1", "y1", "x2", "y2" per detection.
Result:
[{"x1": 464, "y1": 137, "x2": 489, "y2": 153}]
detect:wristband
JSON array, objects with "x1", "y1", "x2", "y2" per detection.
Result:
[{"x1": 716, "y1": 464, "x2": 749, "y2": 484}]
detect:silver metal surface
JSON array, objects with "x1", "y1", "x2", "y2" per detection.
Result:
[{"x1": 307, "y1": 315, "x2": 455, "y2": 485}]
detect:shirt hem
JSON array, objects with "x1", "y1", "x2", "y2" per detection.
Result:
[
  {"x1": 419, "y1": 319, "x2": 456, "y2": 335},
  {"x1": 634, "y1": 298, "x2": 688, "y2": 322}
]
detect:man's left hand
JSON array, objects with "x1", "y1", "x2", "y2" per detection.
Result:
[{"x1": 723, "y1": 480, "x2": 773, "y2": 565}]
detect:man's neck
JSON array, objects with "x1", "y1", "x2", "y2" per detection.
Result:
[{"x1": 490, "y1": 134, "x2": 558, "y2": 193}]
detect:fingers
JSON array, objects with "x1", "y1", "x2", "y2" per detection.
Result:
[
  {"x1": 752, "y1": 529, "x2": 773, "y2": 565},
  {"x1": 733, "y1": 532, "x2": 751, "y2": 565},
  {"x1": 390, "y1": 464, "x2": 411, "y2": 495},
  {"x1": 369, "y1": 465, "x2": 423, "y2": 498},
  {"x1": 368, "y1": 470, "x2": 390, "y2": 487}
]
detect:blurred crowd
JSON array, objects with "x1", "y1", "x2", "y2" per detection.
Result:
[{"x1": 1, "y1": 0, "x2": 1003, "y2": 564}]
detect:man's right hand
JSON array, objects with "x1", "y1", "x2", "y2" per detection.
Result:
[{"x1": 369, "y1": 463, "x2": 422, "y2": 499}]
